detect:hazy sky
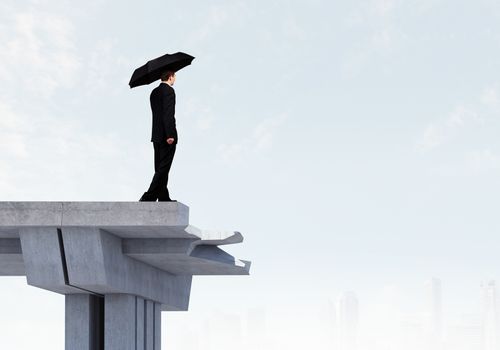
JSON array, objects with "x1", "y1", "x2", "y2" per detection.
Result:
[{"x1": 1, "y1": 0, "x2": 500, "y2": 349}]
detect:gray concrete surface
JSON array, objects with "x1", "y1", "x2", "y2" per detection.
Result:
[
  {"x1": 66, "y1": 294, "x2": 104, "y2": 350},
  {"x1": 19, "y1": 227, "x2": 82, "y2": 294},
  {"x1": 0, "y1": 201, "x2": 250, "y2": 350},
  {"x1": 104, "y1": 294, "x2": 161, "y2": 350},
  {"x1": 62, "y1": 227, "x2": 192, "y2": 310},
  {"x1": 0, "y1": 238, "x2": 23, "y2": 275}
]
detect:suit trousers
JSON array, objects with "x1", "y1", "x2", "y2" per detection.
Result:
[{"x1": 143, "y1": 142, "x2": 176, "y2": 201}]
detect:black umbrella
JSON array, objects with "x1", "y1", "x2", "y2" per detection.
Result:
[{"x1": 129, "y1": 52, "x2": 195, "y2": 88}]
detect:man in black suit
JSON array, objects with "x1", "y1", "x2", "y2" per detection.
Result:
[{"x1": 139, "y1": 71, "x2": 178, "y2": 202}]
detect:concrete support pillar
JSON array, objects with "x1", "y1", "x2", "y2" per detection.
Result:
[
  {"x1": 154, "y1": 302, "x2": 161, "y2": 350},
  {"x1": 65, "y1": 294, "x2": 104, "y2": 350},
  {"x1": 105, "y1": 294, "x2": 161, "y2": 350}
]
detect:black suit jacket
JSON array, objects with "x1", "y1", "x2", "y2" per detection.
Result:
[{"x1": 150, "y1": 83, "x2": 178, "y2": 143}]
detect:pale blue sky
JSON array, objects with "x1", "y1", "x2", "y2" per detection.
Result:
[{"x1": 1, "y1": 0, "x2": 500, "y2": 348}]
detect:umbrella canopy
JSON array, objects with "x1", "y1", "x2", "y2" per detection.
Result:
[{"x1": 129, "y1": 52, "x2": 195, "y2": 88}]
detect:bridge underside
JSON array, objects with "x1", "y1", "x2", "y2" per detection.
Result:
[{"x1": 0, "y1": 202, "x2": 250, "y2": 350}]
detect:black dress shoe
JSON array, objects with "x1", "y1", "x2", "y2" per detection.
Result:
[
  {"x1": 139, "y1": 193, "x2": 157, "y2": 202},
  {"x1": 158, "y1": 198, "x2": 177, "y2": 202}
]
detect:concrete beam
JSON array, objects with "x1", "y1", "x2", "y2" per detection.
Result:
[
  {"x1": 19, "y1": 227, "x2": 82, "y2": 294},
  {"x1": 62, "y1": 227, "x2": 192, "y2": 310},
  {"x1": 0, "y1": 238, "x2": 23, "y2": 275},
  {"x1": 0, "y1": 202, "x2": 190, "y2": 238},
  {"x1": 124, "y1": 240, "x2": 251, "y2": 275}
]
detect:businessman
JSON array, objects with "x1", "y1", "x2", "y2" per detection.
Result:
[{"x1": 139, "y1": 70, "x2": 178, "y2": 202}]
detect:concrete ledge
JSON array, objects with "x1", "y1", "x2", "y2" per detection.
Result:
[
  {"x1": 0, "y1": 202, "x2": 62, "y2": 236},
  {"x1": 61, "y1": 202, "x2": 189, "y2": 227},
  {"x1": 0, "y1": 202, "x2": 189, "y2": 238}
]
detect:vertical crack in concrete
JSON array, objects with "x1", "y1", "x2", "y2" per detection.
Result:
[
  {"x1": 57, "y1": 227, "x2": 104, "y2": 296},
  {"x1": 57, "y1": 228, "x2": 70, "y2": 285}
]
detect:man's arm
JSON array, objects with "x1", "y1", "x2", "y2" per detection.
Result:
[{"x1": 161, "y1": 90, "x2": 176, "y2": 143}]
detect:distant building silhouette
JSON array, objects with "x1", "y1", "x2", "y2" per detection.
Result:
[
  {"x1": 481, "y1": 280, "x2": 499, "y2": 350},
  {"x1": 423, "y1": 278, "x2": 443, "y2": 349},
  {"x1": 328, "y1": 300, "x2": 337, "y2": 349},
  {"x1": 206, "y1": 311, "x2": 243, "y2": 350},
  {"x1": 400, "y1": 313, "x2": 424, "y2": 350},
  {"x1": 336, "y1": 291, "x2": 359, "y2": 350},
  {"x1": 447, "y1": 313, "x2": 482, "y2": 350},
  {"x1": 245, "y1": 307, "x2": 267, "y2": 350}
]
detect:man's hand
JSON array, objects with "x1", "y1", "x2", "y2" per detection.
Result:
[{"x1": 166, "y1": 138, "x2": 175, "y2": 145}]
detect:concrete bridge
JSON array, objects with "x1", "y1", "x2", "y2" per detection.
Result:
[{"x1": 0, "y1": 202, "x2": 250, "y2": 350}]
